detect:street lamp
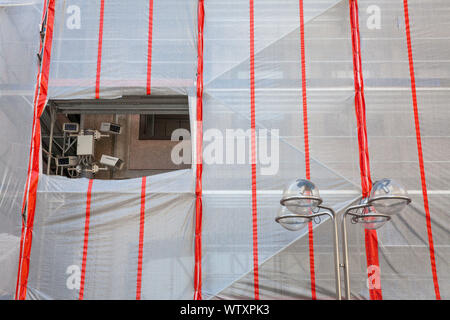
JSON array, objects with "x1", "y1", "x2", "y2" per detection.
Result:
[
  {"x1": 276, "y1": 178, "x2": 412, "y2": 300},
  {"x1": 275, "y1": 179, "x2": 342, "y2": 300},
  {"x1": 341, "y1": 178, "x2": 411, "y2": 299}
]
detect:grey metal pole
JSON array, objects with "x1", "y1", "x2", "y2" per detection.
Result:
[
  {"x1": 275, "y1": 206, "x2": 342, "y2": 300},
  {"x1": 319, "y1": 206, "x2": 342, "y2": 300},
  {"x1": 332, "y1": 214, "x2": 342, "y2": 300},
  {"x1": 47, "y1": 107, "x2": 55, "y2": 175},
  {"x1": 341, "y1": 212, "x2": 351, "y2": 300}
]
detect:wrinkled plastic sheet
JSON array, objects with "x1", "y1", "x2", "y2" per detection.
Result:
[{"x1": 0, "y1": 0, "x2": 448, "y2": 300}]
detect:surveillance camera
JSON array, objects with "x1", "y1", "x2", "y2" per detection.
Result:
[
  {"x1": 63, "y1": 123, "x2": 79, "y2": 133},
  {"x1": 100, "y1": 122, "x2": 122, "y2": 135},
  {"x1": 100, "y1": 154, "x2": 124, "y2": 170},
  {"x1": 57, "y1": 156, "x2": 78, "y2": 167}
]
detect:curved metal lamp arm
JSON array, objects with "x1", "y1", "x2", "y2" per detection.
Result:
[
  {"x1": 368, "y1": 195, "x2": 411, "y2": 206},
  {"x1": 275, "y1": 207, "x2": 329, "y2": 223},
  {"x1": 344, "y1": 203, "x2": 391, "y2": 225},
  {"x1": 280, "y1": 195, "x2": 323, "y2": 207}
]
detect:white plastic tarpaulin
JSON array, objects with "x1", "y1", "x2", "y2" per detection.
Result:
[{"x1": 0, "y1": 0, "x2": 448, "y2": 300}]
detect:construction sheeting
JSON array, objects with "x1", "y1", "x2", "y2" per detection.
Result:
[
  {"x1": 0, "y1": 0, "x2": 449, "y2": 300},
  {"x1": 0, "y1": 0, "x2": 44, "y2": 299}
]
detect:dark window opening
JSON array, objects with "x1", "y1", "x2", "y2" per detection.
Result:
[
  {"x1": 41, "y1": 95, "x2": 191, "y2": 180},
  {"x1": 139, "y1": 114, "x2": 190, "y2": 140}
]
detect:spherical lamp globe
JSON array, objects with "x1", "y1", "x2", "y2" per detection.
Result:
[
  {"x1": 275, "y1": 207, "x2": 310, "y2": 231},
  {"x1": 280, "y1": 179, "x2": 322, "y2": 215},
  {"x1": 369, "y1": 179, "x2": 410, "y2": 216}
]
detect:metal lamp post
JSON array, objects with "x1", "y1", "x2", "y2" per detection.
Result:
[
  {"x1": 275, "y1": 179, "x2": 342, "y2": 300},
  {"x1": 275, "y1": 178, "x2": 411, "y2": 300}
]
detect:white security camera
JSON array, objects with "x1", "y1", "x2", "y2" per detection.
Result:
[
  {"x1": 57, "y1": 156, "x2": 78, "y2": 167},
  {"x1": 100, "y1": 122, "x2": 122, "y2": 135},
  {"x1": 100, "y1": 154, "x2": 124, "y2": 170},
  {"x1": 63, "y1": 123, "x2": 79, "y2": 133}
]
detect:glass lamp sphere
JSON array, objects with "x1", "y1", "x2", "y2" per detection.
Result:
[
  {"x1": 281, "y1": 179, "x2": 321, "y2": 215},
  {"x1": 359, "y1": 206, "x2": 389, "y2": 230},
  {"x1": 369, "y1": 178, "x2": 409, "y2": 216},
  {"x1": 276, "y1": 207, "x2": 310, "y2": 231},
  {"x1": 363, "y1": 218, "x2": 388, "y2": 230}
]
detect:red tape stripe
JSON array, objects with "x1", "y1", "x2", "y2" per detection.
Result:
[
  {"x1": 249, "y1": 0, "x2": 260, "y2": 300},
  {"x1": 79, "y1": 179, "x2": 93, "y2": 300},
  {"x1": 136, "y1": 177, "x2": 147, "y2": 299},
  {"x1": 349, "y1": 0, "x2": 382, "y2": 300},
  {"x1": 364, "y1": 229, "x2": 381, "y2": 299},
  {"x1": 95, "y1": 0, "x2": 105, "y2": 99},
  {"x1": 146, "y1": 0, "x2": 154, "y2": 95},
  {"x1": 15, "y1": 0, "x2": 56, "y2": 300},
  {"x1": 349, "y1": 0, "x2": 372, "y2": 197},
  {"x1": 299, "y1": 0, "x2": 316, "y2": 300},
  {"x1": 20, "y1": 0, "x2": 47, "y2": 215},
  {"x1": 402, "y1": 0, "x2": 441, "y2": 300},
  {"x1": 193, "y1": 0, "x2": 204, "y2": 300},
  {"x1": 299, "y1": 0, "x2": 310, "y2": 181},
  {"x1": 307, "y1": 222, "x2": 316, "y2": 299}
]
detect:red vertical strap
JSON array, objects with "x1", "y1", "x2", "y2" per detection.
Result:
[
  {"x1": 299, "y1": 0, "x2": 316, "y2": 300},
  {"x1": 249, "y1": 0, "x2": 260, "y2": 300},
  {"x1": 16, "y1": 67, "x2": 38, "y2": 301},
  {"x1": 349, "y1": 0, "x2": 372, "y2": 197},
  {"x1": 79, "y1": 179, "x2": 94, "y2": 300},
  {"x1": 348, "y1": 0, "x2": 382, "y2": 300},
  {"x1": 17, "y1": 85, "x2": 41, "y2": 298},
  {"x1": 193, "y1": 0, "x2": 204, "y2": 300},
  {"x1": 364, "y1": 229, "x2": 381, "y2": 299},
  {"x1": 307, "y1": 192, "x2": 316, "y2": 301},
  {"x1": 95, "y1": 0, "x2": 105, "y2": 99},
  {"x1": 136, "y1": 177, "x2": 147, "y2": 300},
  {"x1": 15, "y1": 0, "x2": 56, "y2": 300},
  {"x1": 146, "y1": 0, "x2": 154, "y2": 95},
  {"x1": 20, "y1": 4, "x2": 48, "y2": 215},
  {"x1": 299, "y1": 0, "x2": 310, "y2": 181},
  {"x1": 402, "y1": 0, "x2": 441, "y2": 300},
  {"x1": 307, "y1": 223, "x2": 316, "y2": 299}
]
